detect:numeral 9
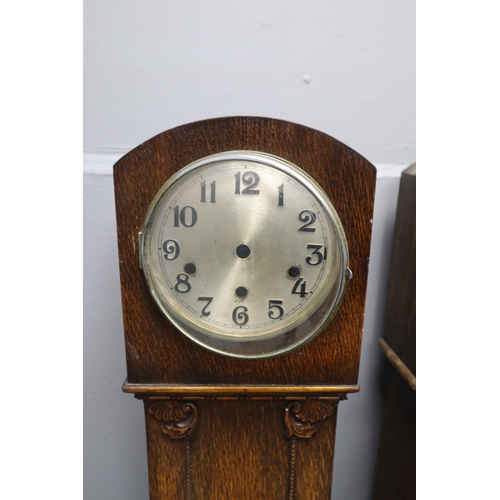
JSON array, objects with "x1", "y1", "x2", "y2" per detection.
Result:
[{"x1": 162, "y1": 239, "x2": 180, "y2": 260}]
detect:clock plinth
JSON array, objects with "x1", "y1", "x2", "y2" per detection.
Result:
[{"x1": 114, "y1": 117, "x2": 376, "y2": 499}]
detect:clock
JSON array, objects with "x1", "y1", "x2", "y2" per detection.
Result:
[
  {"x1": 139, "y1": 150, "x2": 351, "y2": 359},
  {"x1": 113, "y1": 117, "x2": 376, "y2": 500}
]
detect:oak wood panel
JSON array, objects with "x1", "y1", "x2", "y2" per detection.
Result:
[
  {"x1": 293, "y1": 404, "x2": 338, "y2": 500},
  {"x1": 144, "y1": 402, "x2": 186, "y2": 500},
  {"x1": 143, "y1": 398, "x2": 338, "y2": 500},
  {"x1": 113, "y1": 117, "x2": 376, "y2": 386}
]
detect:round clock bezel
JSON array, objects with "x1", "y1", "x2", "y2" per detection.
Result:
[{"x1": 139, "y1": 150, "x2": 350, "y2": 359}]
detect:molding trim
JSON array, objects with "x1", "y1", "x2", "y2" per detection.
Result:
[{"x1": 123, "y1": 380, "x2": 358, "y2": 398}]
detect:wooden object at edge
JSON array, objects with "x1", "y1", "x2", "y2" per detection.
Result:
[{"x1": 372, "y1": 163, "x2": 416, "y2": 500}]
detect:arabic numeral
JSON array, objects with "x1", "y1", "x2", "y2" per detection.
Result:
[
  {"x1": 232, "y1": 305, "x2": 249, "y2": 325},
  {"x1": 306, "y1": 244, "x2": 326, "y2": 266},
  {"x1": 291, "y1": 278, "x2": 308, "y2": 298},
  {"x1": 200, "y1": 180, "x2": 216, "y2": 203},
  {"x1": 298, "y1": 210, "x2": 316, "y2": 232},
  {"x1": 235, "y1": 171, "x2": 260, "y2": 195},
  {"x1": 174, "y1": 273, "x2": 191, "y2": 293},
  {"x1": 162, "y1": 239, "x2": 180, "y2": 260},
  {"x1": 268, "y1": 300, "x2": 284, "y2": 319},
  {"x1": 278, "y1": 183, "x2": 284, "y2": 206},
  {"x1": 197, "y1": 297, "x2": 213, "y2": 316},
  {"x1": 173, "y1": 205, "x2": 197, "y2": 227}
]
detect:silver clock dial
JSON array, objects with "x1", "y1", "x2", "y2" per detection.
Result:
[{"x1": 140, "y1": 151, "x2": 349, "y2": 359}]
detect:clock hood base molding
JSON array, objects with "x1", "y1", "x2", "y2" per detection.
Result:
[{"x1": 123, "y1": 379, "x2": 359, "y2": 399}]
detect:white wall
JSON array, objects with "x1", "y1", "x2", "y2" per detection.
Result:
[{"x1": 84, "y1": 2, "x2": 415, "y2": 499}]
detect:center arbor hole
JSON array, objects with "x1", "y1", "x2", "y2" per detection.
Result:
[
  {"x1": 236, "y1": 244, "x2": 251, "y2": 259},
  {"x1": 236, "y1": 286, "x2": 248, "y2": 298}
]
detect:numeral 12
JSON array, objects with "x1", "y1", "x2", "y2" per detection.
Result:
[{"x1": 235, "y1": 171, "x2": 260, "y2": 195}]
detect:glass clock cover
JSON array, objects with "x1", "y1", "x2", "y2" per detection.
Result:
[{"x1": 139, "y1": 151, "x2": 350, "y2": 359}]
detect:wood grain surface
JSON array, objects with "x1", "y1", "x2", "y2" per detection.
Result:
[
  {"x1": 372, "y1": 164, "x2": 416, "y2": 500},
  {"x1": 143, "y1": 397, "x2": 339, "y2": 500},
  {"x1": 114, "y1": 117, "x2": 376, "y2": 499},
  {"x1": 113, "y1": 116, "x2": 376, "y2": 387},
  {"x1": 380, "y1": 163, "x2": 416, "y2": 377}
]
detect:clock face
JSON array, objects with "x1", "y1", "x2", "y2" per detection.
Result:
[{"x1": 140, "y1": 151, "x2": 350, "y2": 359}]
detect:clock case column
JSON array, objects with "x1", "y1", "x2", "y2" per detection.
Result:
[
  {"x1": 125, "y1": 386, "x2": 353, "y2": 500},
  {"x1": 113, "y1": 117, "x2": 376, "y2": 500}
]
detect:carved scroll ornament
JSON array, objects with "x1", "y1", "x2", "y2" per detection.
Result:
[
  {"x1": 149, "y1": 400, "x2": 199, "y2": 439},
  {"x1": 284, "y1": 400, "x2": 336, "y2": 439}
]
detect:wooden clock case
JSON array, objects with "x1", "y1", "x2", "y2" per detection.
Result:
[{"x1": 113, "y1": 116, "x2": 376, "y2": 499}]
